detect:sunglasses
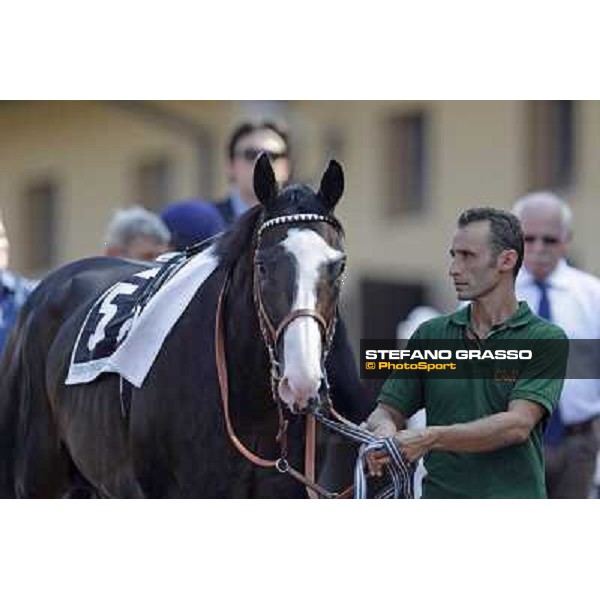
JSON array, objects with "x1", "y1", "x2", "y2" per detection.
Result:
[
  {"x1": 523, "y1": 235, "x2": 560, "y2": 246},
  {"x1": 235, "y1": 147, "x2": 288, "y2": 162}
]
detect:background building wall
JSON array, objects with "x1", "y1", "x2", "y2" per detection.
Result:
[{"x1": 2, "y1": 100, "x2": 599, "y2": 347}]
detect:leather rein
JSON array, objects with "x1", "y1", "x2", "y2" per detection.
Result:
[{"x1": 214, "y1": 213, "x2": 353, "y2": 499}]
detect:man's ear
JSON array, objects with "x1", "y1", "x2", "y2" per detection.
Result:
[
  {"x1": 253, "y1": 153, "x2": 278, "y2": 209},
  {"x1": 499, "y1": 248, "x2": 518, "y2": 273}
]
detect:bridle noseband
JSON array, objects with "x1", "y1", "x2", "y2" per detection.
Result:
[{"x1": 252, "y1": 213, "x2": 344, "y2": 410}]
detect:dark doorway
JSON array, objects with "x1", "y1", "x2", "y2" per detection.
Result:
[{"x1": 360, "y1": 277, "x2": 428, "y2": 398}]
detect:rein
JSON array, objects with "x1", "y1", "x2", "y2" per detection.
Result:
[
  {"x1": 215, "y1": 270, "x2": 342, "y2": 499},
  {"x1": 214, "y1": 212, "x2": 413, "y2": 499}
]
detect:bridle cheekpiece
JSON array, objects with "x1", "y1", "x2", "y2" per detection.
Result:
[{"x1": 253, "y1": 213, "x2": 344, "y2": 412}]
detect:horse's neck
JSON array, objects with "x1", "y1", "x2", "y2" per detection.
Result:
[{"x1": 224, "y1": 254, "x2": 272, "y2": 416}]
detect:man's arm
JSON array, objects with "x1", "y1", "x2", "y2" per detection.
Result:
[{"x1": 394, "y1": 399, "x2": 545, "y2": 462}]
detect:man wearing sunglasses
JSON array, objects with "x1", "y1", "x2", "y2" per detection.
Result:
[
  {"x1": 215, "y1": 121, "x2": 291, "y2": 226},
  {"x1": 513, "y1": 191, "x2": 600, "y2": 498}
]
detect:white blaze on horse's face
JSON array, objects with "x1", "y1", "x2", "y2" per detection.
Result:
[{"x1": 277, "y1": 228, "x2": 344, "y2": 412}]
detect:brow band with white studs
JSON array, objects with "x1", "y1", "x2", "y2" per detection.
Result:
[{"x1": 258, "y1": 214, "x2": 342, "y2": 238}]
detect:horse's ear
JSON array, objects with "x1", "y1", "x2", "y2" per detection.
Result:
[
  {"x1": 253, "y1": 153, "x2": 278, "y2": 208},
  {"x1": 318, "y1": 160, "x2": 344, "y2": 211}
]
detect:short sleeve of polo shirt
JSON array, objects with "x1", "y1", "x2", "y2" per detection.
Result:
[
  {"x1": 509, "y1": 332, "x2": 568, "y2": 416},
  {"x1": 377, "y1": 327, "x2": 425, "y2": 418}
]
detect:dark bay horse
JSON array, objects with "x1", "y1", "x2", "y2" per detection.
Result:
[{"x1": 0, "y1": 155, "x2": 372, "y2": 498}]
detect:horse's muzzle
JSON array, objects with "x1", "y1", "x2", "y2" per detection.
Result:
[
  {"x1": 278, "y1": 374, "x2": 327, "y2": 415},
  {"x1": 292, "y1": 388, "x2": 332, "y2": 417}
]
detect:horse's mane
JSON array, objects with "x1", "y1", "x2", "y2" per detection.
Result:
[{"x1": 214, "y1": 206, "x2": 263, "y2": 270}]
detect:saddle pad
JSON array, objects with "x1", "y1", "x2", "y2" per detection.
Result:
[{"x1": 65, "y1": 245, "x2": 219, "y2": 387}]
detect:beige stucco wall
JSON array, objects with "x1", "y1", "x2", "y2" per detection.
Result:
[
  {"x1": 291, "y1": 101, "x2": 524, "y2": 312},
  {"x1": 292, "y1": 100, "x2": 600, "y2": 313},
  {"x1": 0, "y1": 101, "x2": 232, "y2": 270},
  {"x1": 2, "y1": 100, "x2": 600, "y2": 340}
]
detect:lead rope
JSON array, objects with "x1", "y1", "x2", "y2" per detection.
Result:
[{"x1": 313, "y1": 408, "x2": 415, "y2": 499}]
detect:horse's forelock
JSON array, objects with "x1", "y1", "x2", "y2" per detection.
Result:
[
  {"x1": 248, "y1": 185, "x2": 331, "y2": 225},
  {"x1": 215, "y1": 182, "x2": 340, "y2": 271},
  {"x1": 273, "y1": 185, "x2": 330, "y2": 217}
]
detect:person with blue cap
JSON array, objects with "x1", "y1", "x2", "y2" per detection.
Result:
[{"x1": 160, "y1": 200, "x2": 226, "y2": 251}]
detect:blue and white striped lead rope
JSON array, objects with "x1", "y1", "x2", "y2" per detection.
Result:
[{"x1": 314, "y1": 411, "x2": 415, "y2": 499}]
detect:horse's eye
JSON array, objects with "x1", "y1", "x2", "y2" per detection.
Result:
[{"x1": 329, "y1": 259, "x2": 346, "y2": 279}]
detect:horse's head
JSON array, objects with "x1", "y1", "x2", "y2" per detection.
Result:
[{"x1": 252, "y1": 154, "x2": 346, "y2": 414}]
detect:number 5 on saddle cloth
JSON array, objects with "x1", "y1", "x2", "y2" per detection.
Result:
[{"x1": 65, "y1": 240, "x2": 218, "y2": 390}]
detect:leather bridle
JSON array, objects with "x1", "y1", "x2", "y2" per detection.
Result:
[
  {"x1": 252, "y1": 213, "x2": 344, "y2": 414},
  {"x1": 215, "y1": 213, "x2": 353, "y2": 499}
]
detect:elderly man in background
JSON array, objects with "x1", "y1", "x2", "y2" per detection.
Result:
[
  {"x1": 513, "y1": 191, "x2": 600, "y2": 498},
  {"x1": 0, "y1": 210, "x2": 36, "y2": 355},
  {"x1": 104, "y1": 205, "x2": 171, "y2": 262}
]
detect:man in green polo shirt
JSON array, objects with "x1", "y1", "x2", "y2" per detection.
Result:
[{"x1": 364, "y1": 207, "x2": 567, "y2": 498}]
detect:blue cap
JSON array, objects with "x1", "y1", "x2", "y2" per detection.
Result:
[{"x1": 160, "y1": 200, "x2": 225, "y2": 251}]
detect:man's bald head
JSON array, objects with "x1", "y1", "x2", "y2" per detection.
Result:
[
  {"x1": 513, "y1": 191, "x2": 573, "y2": 240},
  {"x1": 512, "y1": 191, "x2": 572, "y2": 281}
]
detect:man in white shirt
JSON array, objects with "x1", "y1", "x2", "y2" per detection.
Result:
[{"x1": 513, "y1": 191, "x2": 600, "y2": 498}]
